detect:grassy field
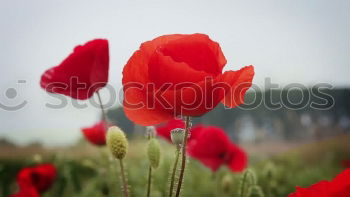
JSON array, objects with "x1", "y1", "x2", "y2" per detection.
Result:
[{"x1": 1, "y1": 134, "x2": 350, "y2": 197}]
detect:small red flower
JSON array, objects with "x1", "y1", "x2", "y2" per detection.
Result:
[
  {"x1": 156, "y1": 119, "x2": 185, "y2": 142},
  {"x1": 81, "y1": 120, "x2": 108, "y2": 146},
  {"x1": 288, "y1": 169, "x2": 350, "y2": 197},
  {"x1": 122, "y1": 33, "x2": 254, "y2": 126},
  {"x1": 11, "y1": 164, "x2": 57, "y2": 197},
  {"x1": 187, "y1": 125, "x2": 247, "y2": 172},
  {"x1": 40, "y1": 39, "x2": 109, "y2": 100}
]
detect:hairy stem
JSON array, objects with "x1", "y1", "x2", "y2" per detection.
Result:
[
  {"x1": 174, "y1": 116, "x2": 191, "y2": 197},
  {"x1": 119, "y1": 159, "x2": 130, "y2": 197},
  {"x1": 96, "y1": 91, "x2": 108, "y2": 122},
  {"x1": 168, "y1": 148, "x2": 180, "y2": 197}
]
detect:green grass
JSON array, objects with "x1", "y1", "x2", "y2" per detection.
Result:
[{"x1": 1, "y1": 135, "x2": 350, "y2": 197}]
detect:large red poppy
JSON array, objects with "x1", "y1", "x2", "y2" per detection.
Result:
[
  {"x1": 11, "y1": 164, "x2": 57, "y2": 197},
  {"x1": 187, "y1": 125, "x2": 247, "y2": 172},
  {"x1": 289, "y1": 169, "x2": 350, "y2": 197},
  {"x1": 40, "y1": 39, "x2": 109, "y2": 100},
  {"x1": 122, "y1": 34, "x2": 254, "y2": 126},
  {"x1": 81, "y1": 120, "x2": 108, "y2": 146}
]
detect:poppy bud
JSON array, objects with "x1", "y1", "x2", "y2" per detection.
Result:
[
  {"x1": 171, "y1": 128, "x2": 185, "y2": 147},
  {"x1": 106, "y1": 126, "x2": 128, "y2": 160},
  {"x1": 221, "y1": 174, "x2": 233, "y2": 194},
  {"x1": 247, "y1": 185, "x2": 265, "y2": 197},
  {"x1": 147, "y1": 138, "x2": 161, "y2": 169},
  {"x1": 33, "y1": 154, "x2": 43, "y2": 163},
  {"x1": 81, "y1": 159, "x2": 96, "y2": 169},
  {"x1": 262, "y1": 162, "x2": 276, "y2": 180}
]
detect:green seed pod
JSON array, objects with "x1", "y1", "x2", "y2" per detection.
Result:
[
  {"x1": 171, "y1": 128, "x2": 185, "y2": 147},
  {"x1": 33, "y1": 154, "x2": 42, "y2": 163},
  {"x1": 247, "y1": 185, "x2": 265, "y2": 197},
  {"x1": 147, "y1": 138, "x2": 161, "y2": 169},
  {"x1": 262, "y1": 162, "x2": 276, "y2": 180},
  {"x1": 106, "y1": 126, "x2": 128, "y2": 160}
]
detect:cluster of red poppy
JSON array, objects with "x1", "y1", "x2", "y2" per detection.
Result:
[
  {"x1": 40, "y1": 34, "x2": 255, "y2": 147},
  {"x1": 10, "y1": 164, "x2": 57, "y2": 197},
  {"x1": 35, "y1": 33, "x2": 350, "y2": 196},
  {"x1": 288, "y1": 169, "x2": 350, "y2": 197},
  {"x1": 156, "y1": 119, "x2": 247, "y2": 172}
]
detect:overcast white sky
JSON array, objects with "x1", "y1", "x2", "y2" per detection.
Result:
[{"x1": 0, "y1": 0, "x2": 349, "y2": 146}]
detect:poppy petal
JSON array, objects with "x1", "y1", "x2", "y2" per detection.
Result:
[
  {"x1": 122, "y1": 34, "x2": 186, "y2": 85},
  {"x1": 40, "y1": 39, "x2": 109, "y2": 100},
  {"x1": 81, "y1": 121, "x2": 108, "y2": 146},
  {"x1": 329, "y1": 169, "x2": 350, "y2": 197},
  {"x1": 159, "y1": 75, "x2": 227, "y2": 116},
  {"x1": 16, "y1": 164, "x2": 56, "y2": 193},
  {"x1": 140, "y1": 34, "x2": 186, "y2": 58},
  {"x1": 288, "y1": 169, "x2": 350, "y2": 197},
  {"x1": 187, "y1": 126, "x2": 230, "y2": 171},
  {"x1": 123, "y1": 87, "x2": 174, "y2": 126},
  {"x1": 148, "y1": 51, "x2": 212, "y2": 89},
  {"x1": 160, "y1": 34, "x2": 226, "y2": 75},
  {"x1": 220, "y1": 65, "x2": 255, "y2": 108},
  {"x1": 227, "y1": 144, "x2": 248, "y2": 172},
  {"x1": 289, "y1": 181, "x2": 331, "y2": 197}
]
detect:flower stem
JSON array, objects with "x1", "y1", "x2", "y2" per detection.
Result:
[
  {"x1": 174, "y1": 116, "x2": 191, "y2": 197},
  {"x1": 168, "y1": 148, "x2": 180, "y2": 197},
  {"x1": 147, "y1": 166, "x2": 152, "y2": 197},
  {"x1": 119, "y1": 159, "x2": 130, "y2": 197},
  {"x1": 97, "y1": 91, "x2": 108, "y2": 122}
]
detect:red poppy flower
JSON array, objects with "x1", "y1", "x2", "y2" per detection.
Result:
[
  {"x1": 11, "y1": 164, "x2": 56, "y2": 197},
  {"x1": 288, "y1": 169, "x2": 350, "y2": 197},
  {"x1": 122, "y1": 34, "x2": 254, "y2": 126},
  {"x1": 40, "y1": 39, "x2": 109, "y2": 100},
  {"x1": 187, "y1": 125, "x2": 247, "y2": 172},
  {"x1": 81, "y1": 120, "x2": 108, "y2": 146},
  {"x1": 156, "y1": 119, "x2": 185, "y2": 142}
]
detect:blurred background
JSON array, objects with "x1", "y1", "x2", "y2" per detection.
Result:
[{"x1": 1, "y1": 1, "x2": 350, "y2": 196}]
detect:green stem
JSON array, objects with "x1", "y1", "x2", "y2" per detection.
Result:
[
  {"x1": 119, "y1": 159, "x2": 130, "y2": 197},
  {"x1": 174, "y1": 116, "x2": 191, "y2": 197},
  {"x1": 240, "y1": 172, "x2": 248, "y2": 197},
  {"x1": 168, "y1": 148, "x2": 180, "y2": 197},
  {"x1": 146, "y1": 130, "x2": 154, "y2": 197},
  {"x1": 147, "y1": 166, "x2": 152, "y2": 197},
  {"x1": 96, "y1": 91, "x2": 108, "y2": 122}
]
